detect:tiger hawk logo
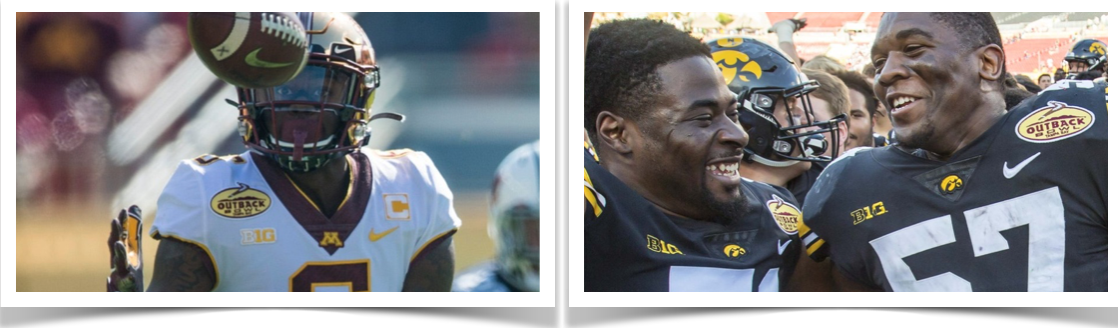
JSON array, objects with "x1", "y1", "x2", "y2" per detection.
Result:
[
  {"x1": 712, "y1": 49, "x2": 763, "y2": 85},
  {"x1": 1089, "y1": 42, "x2": 1107, "y2": 55}
]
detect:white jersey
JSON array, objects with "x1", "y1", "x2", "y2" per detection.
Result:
[{"x1": 149, "y1": 149, "x2": 461, "y2": 292}]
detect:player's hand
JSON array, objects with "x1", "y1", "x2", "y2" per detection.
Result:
[
  {"x1": 107, "y1": 205, "x2": 144, "y2": 292},
  {"x1": 768, "y1": 18, "x2": 808, "y2": 34}
]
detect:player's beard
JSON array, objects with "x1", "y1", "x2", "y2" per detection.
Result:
[
  {"x1": 698, "y1": 183, "x2": 749, "y2": 226},
  {"x1": 895, "y1": 120, "x2": 936, "y2": 156}
]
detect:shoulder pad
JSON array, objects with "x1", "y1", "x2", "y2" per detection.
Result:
[{"x1": 188, "y1": 154, "x2": 248, "y2": 169}]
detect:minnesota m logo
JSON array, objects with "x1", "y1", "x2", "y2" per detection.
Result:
[{"x1": 320, "y1": 231, "x2": 344, "y2": 247}]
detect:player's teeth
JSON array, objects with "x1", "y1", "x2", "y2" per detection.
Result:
[
  {"x1": 894, "y1": 96, "x2": 915, "y2": 108},
  {"x1": 707, "y1": 163, "x2": 739, "y2": 176}
]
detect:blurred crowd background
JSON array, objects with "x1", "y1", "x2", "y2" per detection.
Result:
[
  {"x1": 592, "y1": 12, "x2": 1107, "y2": 80},
  {"x1": 14, "y1": 12, "x2": 540, "y2": 291}
]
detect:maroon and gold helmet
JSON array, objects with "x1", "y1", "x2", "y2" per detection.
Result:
[{"x1": 234, "y1": 12, "x2": 402, "y2": 172}]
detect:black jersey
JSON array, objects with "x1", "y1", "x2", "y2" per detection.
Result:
[
  {"x1": 801, "y1": 80, "x2": 1107, "y2": 292},
  {"x1": 787, "y1": 162, "x2": 827, "y2": 205},
  {"x1": 584, "y1": 151, "x2": 802, "y2": 292}
]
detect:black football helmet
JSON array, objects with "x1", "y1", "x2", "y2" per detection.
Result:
[
  {"x1": 1064, "y1": 39, "x2": 1107, "y2": 80},
  {"x1": 706, "y1": 36, "x2": 845, "y2": 167},
  {"x1": 232, "y1": 12, "x2": 403, "y2": 172}
]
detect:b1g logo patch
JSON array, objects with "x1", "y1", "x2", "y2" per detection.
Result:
[
  {"x1": 1015, "y1": 101, "x2": 1095, "y2": 143},
  {"x1": 210, "y1": 182, "x2": 271, "y2": 218},
  {"x1": 766, "y1": 195, "x2": 801, "y2": 235}
]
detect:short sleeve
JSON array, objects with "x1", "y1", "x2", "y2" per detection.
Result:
[
  {"x1": 149, "y1": 160, "x2": 208, "y2": 244},
  {"x1": 407, "y1": 152, "x2": 462, "y2": 261}
]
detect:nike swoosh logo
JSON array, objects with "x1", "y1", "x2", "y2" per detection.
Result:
[
  {"x1": 245, "y1": 48, "x2": 295, "y2": 68},
  {"x1": 777, "y1": 239, "x2": 792, "y2": 255},
  {"x1": 369, "y1": 226, "x2": 399, "y2": 242},
  {"x1": 1003, "y1": 152, "x2": 1041, "y2": 179},
  {"x1": 334, "y1": 47, "x2": 353, "y2": 54}
]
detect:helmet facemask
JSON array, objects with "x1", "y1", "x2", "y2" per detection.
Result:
[
  {"x1": 238, "y1": 62, "x2": 375, "y2": 172},
  {"x1": 232, "y1": 12, "x2": 401, "y2": 173},
  {"x1": 739, "y1": 81, "x2": 846, "y2": 167},
  {"x1": 492, "y1": 205, "x2": 540, "y2": 292}
]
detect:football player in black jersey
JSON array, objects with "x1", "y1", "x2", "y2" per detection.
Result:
[
  {"x1": 584, "y1": 19, "x2": 802, "y2": 292},
  {"x1": 800, "y1": 12, "x2": 1107, "y2": 292}
]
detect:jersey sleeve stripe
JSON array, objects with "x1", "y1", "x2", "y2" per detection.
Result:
[
  {"x1": 806, "y1": 238, "x2": 826, "y2": 258},
  {"x1": 410, "y1": 228, "x2": 458, "y2": 262},
  {"x1": 150, "y1": 229, "x2": 221, "y2": 292},
  {"x1": 802, "y1": 231, "x2": 818, "y2": 246},
  {"x1": 797, "y1": 217, "x2": 812, "y2": 238},
  {"x1": 584, "y1": 169, "x2": 605, "y2": 217}
]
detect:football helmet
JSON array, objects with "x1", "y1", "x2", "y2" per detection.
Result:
[
  {"x1": 233, "y1": 12, "x2": 403, "y2": 172},
  {"x1": 706, "y1": 36, "x2": 845, "y2": 167},
  {"x1": 489, "y1": 141, "x2": 540, "y2": 292},
  {"x1": 1064, "y1": 39, "x2": 1107, "y2": 80}
]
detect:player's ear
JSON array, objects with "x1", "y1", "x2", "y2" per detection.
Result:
[
  {"x1": 596, "y1": 111, "x2": 633, "y2": 155},
  {"x1": 977, "y1": 44, "x2": 1005, "y2": 89}
]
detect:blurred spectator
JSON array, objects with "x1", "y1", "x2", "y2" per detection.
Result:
[
  {"x1": 1014, "y1": 74, "x2": 1042, "y2": 93},
  {"x1": 804, "y1": 55, "x2": 844, "y2": 74},
  {"x1": 861, "y1": 62, "x2": 876, "y2": 80},
  {"x1": 802, "y1": 69, "x2": 850, "y2": 155},
  {"x1": 16, "y1": 13, "x2": 189, "y2": 203},
  {"x1": 1037, "y1": 73, "x2": 1053, "y2": 89},
  {"x1": 1005, "y1": 75, "x2": 1021, "y2": 90},
  {"x1": 833, "y1": 70, "x2": 877, "y2": 149},
  {"x1": 1005, "y1": 88, "x2": 1036, "y2": 110},
  {"x1": 1054, "y1": 68, "x2": 1067, "y2": 81}
]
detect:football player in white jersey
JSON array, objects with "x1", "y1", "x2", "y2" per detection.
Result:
[
  {"x1": 107, "y1": 12, "x2": 461, "y2": 292},
  {"x1": 452, "y1": 141, "x2": 540, "y2": 292}
]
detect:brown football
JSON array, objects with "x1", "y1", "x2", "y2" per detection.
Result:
[{"x1": 188, "y1": 12, "x2": 309, "y2": 88}]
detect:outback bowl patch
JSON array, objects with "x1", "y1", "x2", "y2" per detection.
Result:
[
  {"x1": 211, "y1": 182, "x2": 271, "y2": 218},
  {"x1": 766, "y1": 195, "x2": 801, "y2": 235},
  {"x1": 1016, "y1": 101, "x2": 1094, "y2": 143}
]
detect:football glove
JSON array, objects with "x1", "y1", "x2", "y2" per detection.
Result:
[
  {"x1": 107, "y1": 205, "x2": 144, "y2": 292},
  {"x1": 768, "y1": 18, "x2": 808, "y2": 34}
]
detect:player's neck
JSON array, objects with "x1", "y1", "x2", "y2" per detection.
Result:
[
  {"x1": 284, "y1": 155, "x2": 352, "y2": 217},
  {"x1": 924, "y1": 104, "x2": 1006, "y2": 161}
]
